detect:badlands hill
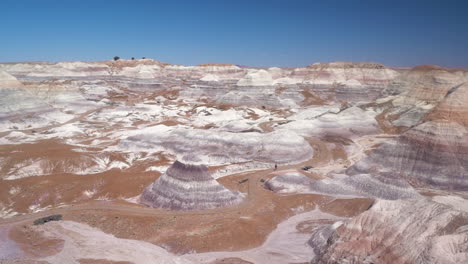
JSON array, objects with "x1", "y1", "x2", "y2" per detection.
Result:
[
  {"x1": 141, "y1": 160, "x2": 244, "y2": 210},
  {"x1": 0, "y1": 59, "x2": 467, "y2": 263}
]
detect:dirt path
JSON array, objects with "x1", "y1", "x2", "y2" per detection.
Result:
[
  {"x1": 0, "y1": 167, "x2": 268, "y2": 225},
  {"x1": 0, "y1": 131, "x2": 392, "y2": 228},
  {"x1": 0, "y1": 135, "x2": 332, "y2": 226}
]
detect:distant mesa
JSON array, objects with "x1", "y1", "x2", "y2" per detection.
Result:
[
  {"x1": 197, "y1": 62, "x2": 236, "y2": 67},
  {"x1": 141, "y1": 160, "x2": 244, "y2": 210},
  {"x1": 307, "y1": 61, "x2": 387, "y2": 69},
  {"x1": 410, "y1": 64, "x2": 446, "y2": 72},
  {"x1": 103, "y1": 58, "x2": 169, "y2": 68}
]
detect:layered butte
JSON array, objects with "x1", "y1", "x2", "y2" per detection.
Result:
[{"x1": 141, "y1": 160, "x2": 244, "y2": 210}]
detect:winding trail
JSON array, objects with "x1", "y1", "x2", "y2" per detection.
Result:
[{"x1": 0, "y1": 136, "x2": 332, "y2": 226}]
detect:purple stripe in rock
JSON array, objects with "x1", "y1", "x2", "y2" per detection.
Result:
[{"x1": 141, "y1": 160, "x2": 244, "y2": 210}]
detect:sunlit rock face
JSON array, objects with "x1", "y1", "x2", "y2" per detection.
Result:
[
  {"x1": 309, "y1": 199, "x2": 468, "y2": 264},
  {"x1": 141, "y1": 160, "x2": 244, "y2": 210}
]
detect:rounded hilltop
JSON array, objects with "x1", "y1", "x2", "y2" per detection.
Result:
[{"x1": 141, "y1": 160, "x2": 245, "y2": 211}]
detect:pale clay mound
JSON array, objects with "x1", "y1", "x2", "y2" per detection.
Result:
[
  {"x1": 265, "y1": 172, "x2": 419, "y2": 200},
  {"x1": 118, "y1": 126, "x2": 314, "y2": 166}
]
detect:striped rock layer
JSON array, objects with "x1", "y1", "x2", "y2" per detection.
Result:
[
  {"x1": 309, "y1": 199, "x2": 468, "y2": 264},
  {"x1": 265, "y1": 172, "x2": 418, "y2": 200},
  {"x1": 382, "y1": 66, "x2": 467, "y2": 130},
  {"x1": 426, "y1": 82, "x2": 468, "y2": 126},
  {"x1": 141, "y1": 161, "x2": 244, "y2": 210},
  {"x1": 349, "y1": 81, "x2": 468, "y2": 191},
  {"x1": 348, "y1": 121, "x2": 468, "y2": 191}
]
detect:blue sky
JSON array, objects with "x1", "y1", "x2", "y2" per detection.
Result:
[{"x1": 1, "y1": 0, "x2": 467, "y2": 67}]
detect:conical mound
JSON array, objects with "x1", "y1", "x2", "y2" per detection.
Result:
[{"x1": 141, "y1": 161, "x2": 244, "y2": 210}]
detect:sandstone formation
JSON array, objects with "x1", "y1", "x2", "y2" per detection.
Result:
[{"x1": 141, "y1": 160, "x2": 244, "y2": 210}]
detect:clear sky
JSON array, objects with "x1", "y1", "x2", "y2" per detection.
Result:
[{"x1": 1, "y1": 0, "x2": 467, "y2": 67}]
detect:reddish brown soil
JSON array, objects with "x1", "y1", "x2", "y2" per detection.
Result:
[
  {"x1": 319, "y1": 198, "x2": 374, "y2": 217},
  {"x1": 64, "y1": 185, "x2": 323, "y2": 253},
  {"x1": 0, "y1": 260, "x2": 49, "y2": 264},
  {"x1": 4, "y1": 168, "x2": 373, "y2": 257},
  {"x1": 296, "y1": 219, "x2": 336, "y2": 233},
  {"x1": 300, "y1": 89, "x2": 326, "y2": 105},
  {"x1": 9, "y1": 225, "x2": 64, "y2": 258},
  {"x1": 375, "y1": 108, "x2": 408, "y2": 134},
  {"x1": 208, "y1": 258, "x2": 253, "y2": 264},
  {"x1": 1, "y1": 166, "x2": 159, "y2": 214},
  {"x1": 79, "y1": 259, "x2": 133, "y2": 264},
  {"x1": 322, "y1": 135, "x2": 354, "y2": 145},
  {"x1": 275, "y1": 86, "x2": 288, "y2": 95},
  {"x1": 1, "y1": 125, "x2": 373, "y2": 259},
  {"x1": 0, "y1": 140, "x2": 163, "y2": 214},
  {"x1": 330, "y1": 145, "x2": 347, "y2": 161}
]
